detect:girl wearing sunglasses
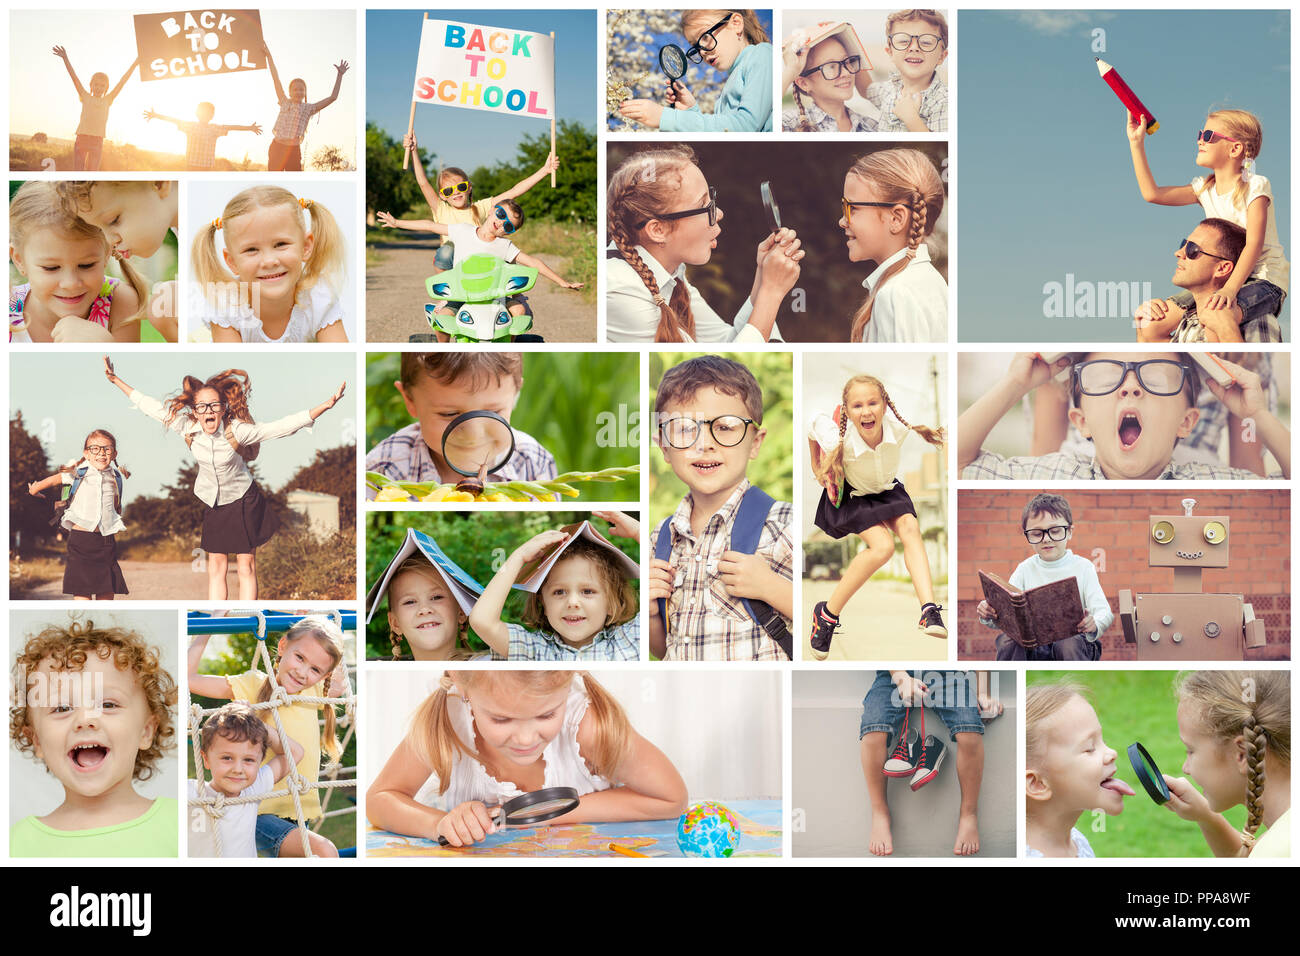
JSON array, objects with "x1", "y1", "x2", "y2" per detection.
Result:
[
  {"x1": 781, "y1": 22, "x2": 875, "y2": 133},
  {"x1": 1126, "y1": 108, "x2": 1287, "y2": 342},
  {"x1": 377, "y1": 199, "x2": 584, "y2": 342},
  {"x1": 606, "y1": 144, "x2": 803, "y2": 343},
  {"x1": 841, "y1": 147, "x2": 948, "y2": 342},
  {"x1": 401, "y1": 131, "x2": 559, "y2": 272},
  {"x1": 619, "y1": 10, "x2": 773, "y2": 132}
]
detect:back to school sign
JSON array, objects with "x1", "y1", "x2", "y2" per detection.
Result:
[
  {"x1": 134, "y1": 10, "x2": 266, "y2": 81},
  {"x1": 412, "y1": 19, "x2": 554, "y2": 118}
]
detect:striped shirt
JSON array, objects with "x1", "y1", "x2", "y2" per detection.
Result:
[
  {"x1": 364, "y1": 422, "x2": 556, "y2": 500},
  {"x1": 505, "y1": 620, "x2": 640, "y2": 661},
  {"x1": 272, "y1": 98, "x2": 322, "y2": 144},
  {"x1": 176, "y1": 121, "x2": 228, "y2": 170},
  {"x1": 961, "y1": 450, "x2": 1274, "y2": 481},
  {"x1": 652, "y1": 480, "x2": 793, "y2": 661}
]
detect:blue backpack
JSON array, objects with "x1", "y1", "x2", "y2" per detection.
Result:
[
  {"x1": 50, "y1": 465, "x2": 124, "y2": 526},
  {"x1": 654, "y1": 486, "x2": 792, "y2": 660}
]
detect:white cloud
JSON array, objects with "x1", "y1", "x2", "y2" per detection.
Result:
[{"x1": 1011, "y1": 11, "x2": 1114, "y2": 36}]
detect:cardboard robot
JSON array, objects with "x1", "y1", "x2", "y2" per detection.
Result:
[{"x1": 1118, "y1": 498, "x2": 1265, "y2": 660}]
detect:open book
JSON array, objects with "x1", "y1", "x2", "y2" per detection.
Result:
[
  {"x1": 978, "y1": 570, "x2": 1085, "y2": 649},
  {"x1": 513, "y1": 520, "x2": 640, "y2": 593},
  {"x1": 366, "y1": 528, "x2": 483, "y2": 623}
]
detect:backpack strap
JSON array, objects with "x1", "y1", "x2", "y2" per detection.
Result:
[
  {"x1": 729, "y1": 486, "x2": 793, "y2": 660},
  {"x1": 653, "y1": 516, "x2": 675, "y2": 624}
]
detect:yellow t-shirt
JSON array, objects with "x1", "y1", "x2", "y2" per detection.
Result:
[
  {"x1": 227, "y1": 670, "x2": 325, "y2": 820},
  {"x1": 434, "y1": 196, "x2": 493, "y2": 225}
]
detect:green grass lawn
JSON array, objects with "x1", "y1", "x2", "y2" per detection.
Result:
[{"x1": 1029, "y1": 671, "x2": 1247, "y2": 858}]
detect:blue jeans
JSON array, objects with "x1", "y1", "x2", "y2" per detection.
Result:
[
  {"x1": 255, "y1": 814, "x2": 299, "y2": 856},
  {"x1": 433, "y1": 241, "x2": 456, "y2": 271},
  {"x1": 995, "y1": 632, "x2": 1102, "y2": 661},
  {"x1": 859, "y1": 670, "x2": 984, "y2": 741}
]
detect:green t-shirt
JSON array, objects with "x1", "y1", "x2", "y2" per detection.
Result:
[{"x1": 10, "y1": 797, "x2": 178, "y2": 858}]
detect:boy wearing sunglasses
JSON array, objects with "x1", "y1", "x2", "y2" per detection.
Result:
[
  {"x1": 959, "y1": 352, "x2": 1291, "y2": 480},
  {"x1": 377, "y1": 199, "x2": 584, "y2": 341},
  {"x1": 649, "y1": 355, "x2": 793, "y2": 661},
  {"x1": 865, "y1": 9, "x2": 949, "y2": 133},
  {"x1": 976, "y1": 493, "x2": 1111, "y2": 661}
]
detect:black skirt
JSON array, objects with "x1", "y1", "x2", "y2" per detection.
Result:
[
  {"x1": 814, "y1": 480, "x2": 917, "y2": 540},
  {"x1": 63, "y1": 530, "x2": 128, "y2": 596},
  {"x1": 201, "y1": 482, "x2": 279, "y2": 555}
]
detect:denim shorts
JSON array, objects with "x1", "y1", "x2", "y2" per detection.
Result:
[
  {"x1": 1169, "y1": 279, "x2": 1286, "y2": 324},
  {"x1": 255, "y1": 813, "x2": 299, "y2": 856},
  {"x1": 433, "y1": 241, "x2": 456, "y2": 271},
  {"x1": 859, "y1": 670, "x2": 984, "y2": 741}
]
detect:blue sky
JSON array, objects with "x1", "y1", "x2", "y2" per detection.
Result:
[
  {"x1": 11, "y1": 352, "x2": 356, "y2": 504},
  {"x1": 958, "y1": 10, "x2": 1290, "y2": 341},
  {"x1": 367, "y1": 10, "x2": 595, "y2": 173}
]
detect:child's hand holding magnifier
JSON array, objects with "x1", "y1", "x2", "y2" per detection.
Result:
[{"x1": 437, "y1": 800, "x2": 501, "y2": 847}]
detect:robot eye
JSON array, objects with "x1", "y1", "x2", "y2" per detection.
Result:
[
  {"x1": 1202, "y1": 521, "x2": 1227, "y2": 545},
  {"x1": 495, "y1": 309, "x2": 511, "y2": 326},
  {"x1": 457, "y1": 310, "x2": 474, "y2": 325},
  {"x1": 1151, "y1": 520, "x2": 1175, "y2": 545}
]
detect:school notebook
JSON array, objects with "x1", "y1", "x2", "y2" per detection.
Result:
[
  {"x1": 513, "y1": 520, "x2": 639, "y2": 593},
  {"x1": 366, "y1": 528, "x2": 483, "y2": 622},
  {"x1": 978, "y1": 570, "x2": 1085, "y2": 649}
]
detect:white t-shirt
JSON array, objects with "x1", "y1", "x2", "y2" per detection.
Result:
[
  {"x1": 201, "y1": 280, "x2": 344, "y2": 344},
  {"x1": 413, "y1": 676, "x2": 612, "y2": 811},
  {"x1": 992, "y1": 549, "x2": 1113, "y2": 639},
  {"x1": 1191, "y1": 174, "x2": 1289, "y2": 295},
  {"x1": 1027, "y1": 827, "x2": 1096, "y2": 858},
  {"x1": 807, "y1": 415, "x2": 907, "y2": 496},
  {"x1": 446, "y1": 222, "x2": 521, "y2": 268},
  {"x1": 187, "y1": 765, "x2": 275, "y2": 858},
  {"x1": 858, "y1": 244, "x2": 948, "y2": 343}
]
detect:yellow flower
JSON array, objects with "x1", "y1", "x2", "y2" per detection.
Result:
[
  {"x1": 419, "y1": 486, "x2": 455, "y2": 502},
  {"x1": 374, "y1": 486, "x2": 411, "y2": 502}
]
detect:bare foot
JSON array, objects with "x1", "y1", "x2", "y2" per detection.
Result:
[
  {"x1": 869, "y1": 810, "x2": 893, "y2": 856},
  {"x1": 953, "y1": 812, "x2": 980, "y2": 856}
]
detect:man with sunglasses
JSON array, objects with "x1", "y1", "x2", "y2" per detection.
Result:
[
  {"x1": 959, "y1": 352, "x2": 1291, "y2": 480},
  {"x1": 976, "y1": 494, "x2": 1112, "y2": 661},
  {"x1": 1135, "y1": 219, "x2": 1280, "y2": 344}
]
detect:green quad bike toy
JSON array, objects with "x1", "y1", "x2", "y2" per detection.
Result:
[{"x1": 413, "y1": 253, "x2": 546, "y2": 343}]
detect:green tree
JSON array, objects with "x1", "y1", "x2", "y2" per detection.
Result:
[
  {"x1": 365, "y1": 122, "x2": 425, "y2": 218},
  {"x1": 468, "y1": 121, "x2": 597, "y2": 223},
  {"x1": 10, "y1": 412, "x2": 52, "y2": 552}
]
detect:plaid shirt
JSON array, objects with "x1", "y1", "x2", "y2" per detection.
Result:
[
  {"x1": 781, "y1": 99, "x2": 876, "y2": 133},
  {"x1": 272, "y1": 98, "x2": 322, "y2": 144},
  {"x1": 865, "y1": 71, "x2": 948, "y2": 132},
  {"x1": 505, "y1": 620, "x2": 639, "y2": 662},
  {"x1": 962, "y1": 450, "x2": 1275, "y2": 481},
  {"x1": 652, "y1": 480, "x2": 794, "y2": 661},
  {"x1": 176, "y1": 121, "x2": 227, "y2": 170},
  {"x1": 1171, "y1": 309, "x2": 1282, "y2": 344},
  {"x1": 364, "y1": 422, "x2": 556, "y2": 499}
]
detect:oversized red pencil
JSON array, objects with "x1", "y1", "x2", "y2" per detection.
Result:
[{"x1": 1096, "y1": 57, "x2": 1159, "y2": 133}]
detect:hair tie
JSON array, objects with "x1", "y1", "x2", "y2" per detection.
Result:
[
  {"x1": 438, "y1": 674, "x2": 455, "y2": 692},
  {"x1": 652, "y1": 293, "x2": 669, "y2": 309},
  {"x1": 211, "y1": 216, "x2": 222, "y2": 230},
  {"x1": 298, "y1": 197, "x2": 313, "y2": 210}
]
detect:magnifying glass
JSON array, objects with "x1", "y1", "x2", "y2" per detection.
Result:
[
  {"x1": 1127, "y1": 741, "x2": 1171, "y2": 804},
  {"x1": 760, "y1": 181, "x2": 782, "y2": 235},
  {"x1": 437, "y1": 786, "x2": 581, "y2": 846},
  {"x1": 659, "y1": 44, "x2": 687, "y2": 82},
  {"x1": 440, "y1": 410, "x2": 516, "y2": 495}
]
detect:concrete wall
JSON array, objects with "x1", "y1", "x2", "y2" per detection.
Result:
[
  {"x1": 287, "y1": 490, "x2": 340, "y2": 540},
  {"x1": 793, "y1": 669, "x2": 1016, "y2": 858}
]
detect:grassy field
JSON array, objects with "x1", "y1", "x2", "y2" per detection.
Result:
[{"x1": 1028, "y1": 671, "x2": 1248, "y2": 858}]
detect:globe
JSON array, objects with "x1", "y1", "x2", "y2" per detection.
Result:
[{"x1": 676, "y1": 801, "x2": 741, "y2": 858}]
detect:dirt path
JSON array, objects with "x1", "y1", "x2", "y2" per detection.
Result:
[
  {"x1": 26, "y1": 561, "x2": 241, "y2": 600},
  {"x1": 366, "y1": 238, "x2": 596, "y2": 342}
]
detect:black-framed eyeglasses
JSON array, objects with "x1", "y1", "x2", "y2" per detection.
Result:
[
  {"x1": 659, "y1": 414, "x2": 755, "y2": 449},
  {"x1": 1072, "y1": 360, "x2": 1191, "y2": 397},
  {"x1": 1023, "y1": 525, "x2": 1071, "y2": 543},
  {"x1": 800, "y1": 55, "x2": 863, "y2": 81},
  {"x1": 842, "y1": 197, "x2": 902, "y2": 222},
  {"x1": 637, "y1": 186, "x2": 718, "y2": 230},
  {"x1": 685, "y1": 14, "x2": 735, "y2": 62},
  {"x1": 85, "y1": 444, "x2": 113, "y2": 456},
  {"x1": 888, "y1": 32, "x2": 943, "y2": 52},
  {"x1": 194, "y1": 402, "x2": 224, "y2": 413},
  {"x1": 1178, "y1": 238, "x2": 1232, "y2": 262}
]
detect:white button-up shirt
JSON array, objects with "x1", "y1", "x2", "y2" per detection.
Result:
[
  {"x1": 130, "y1": 389, "x2": 313, "y2": 507},
  {"x1": 606, "y1": 244, "x2": 782, "y2": 343},
  {"x1": 808, "y1": 414, "x2": 906, "y2": 496},
  {"x1": 60, "y1": 465, "x2": 126, "y2": 535},
  {"x1": 859, "y1": 243, "x2": 948, "y2": 343}
]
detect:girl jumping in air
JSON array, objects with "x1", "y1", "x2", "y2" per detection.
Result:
[
  {"x1": 1127, "y1": 108, "x2": 1289, "y2": 342},
  {"x1": 10, "y1": 181, "x2": 148, "y2": 343},
  {"x1": 192, "y1": 186, "x2": 349, "y2": 343},
  {"x1": 189, "y1": 616, "x2": 349, "y2": 857},
  {"x1": 103, "y1": 356, "x2": 345, "y2": 600},
  {"x1": 807, "y1": 374, "x2": 947, "y2": 657},
  {"x1": 27, "y1": 430, "x2": 131, "y2": 600},
  {"x1": 367, "y1": 670, "x2": 687, "y2": 847},
  {"x1": 840, "y1": 148, "x2": 948, "y2": 343}
]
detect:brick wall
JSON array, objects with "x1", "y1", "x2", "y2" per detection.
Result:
[{"x1": 957, "y1": 490, "x2": 1290, "y2": 660}]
